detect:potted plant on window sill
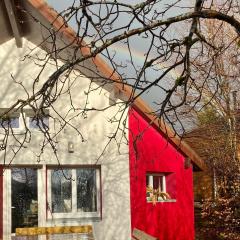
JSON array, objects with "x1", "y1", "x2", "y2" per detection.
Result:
[{"x1": 146, "y1": 186, "x2": 171, "y2": 204}]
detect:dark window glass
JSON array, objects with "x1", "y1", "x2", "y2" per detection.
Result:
[
  {"x1": 11, "y1": 168, "x2": 38, "y2": 233},
  {"x1": 51, "y1": 169, "x2": 72, "y2": 213},
  {"x1": 153, "y1": 176, "x2": 164, "y2": 191},
  {"x1": 77, "y1": 169, "x2": 97, "y2": 212},
  {"x1": 29, "y1": 116, "x2": 49, "y2": 129},
  {"x1": 0, "y1": 117, "x2": 19, "y2": 128}
]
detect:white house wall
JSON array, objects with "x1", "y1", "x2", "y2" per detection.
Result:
[{"x1": 0, "y1": 38, "x2": 131, "y2": 240}]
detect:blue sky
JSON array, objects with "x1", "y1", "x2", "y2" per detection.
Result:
[{"x1": 45, "y1": 1, "x2": 190, "y2": 112}]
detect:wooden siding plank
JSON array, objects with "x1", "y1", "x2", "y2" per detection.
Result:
[
  {"x1": 132, "y1": 228, "x2": 158, "y2": 240},
  {"x1": 16, "y1": 225, "x2": 93, "y2": 236},
  {"x1": 3, "y1": 0, "x2": 22, "y2": 48},
  {"x1": 0, "y1": 167, "x2": 3, "y2": 240}
]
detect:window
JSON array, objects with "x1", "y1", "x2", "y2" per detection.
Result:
[
  {"x1": 47, "y1": 167, "x2": 101, "y2": 219},
  {"x1": 11, "y1": 168, "x2": 38, "y2": 233},
  {"x1": 0, "y1": 109, "x2": 20, "y2": 129},
  {"x1": 146, "y1": 172, "x2": 175, "y2": 203},
  {"x1": 29, "y1": 116, "x2": 49, "y2": 129},
  {"x1": 25, "y1": 109, "x2": 49, "y2": 130},
  {"x1": 0, "y1": 117, "x2": 19, "y2": 128},
  {"x1": 0, "y1": 108, "x2": 50, "y2": 131}
]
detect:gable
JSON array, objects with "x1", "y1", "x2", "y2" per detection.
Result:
[
  {"x1": 0, "y1": 0, "x2": 205, "y2": 170},
  {"x1": 0, "y1": 37, "x2": 128, "y2": 165},
  {"x1": 0, "y1": 37, "x2": 112, "y2": 109},
  {"x1": 129, "y1": 108, "x2": 184, "y2": 167}
]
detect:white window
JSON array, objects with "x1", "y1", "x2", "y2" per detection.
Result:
[
  {"x1": 0, "y1": 116, "x2": 19, "y2": 129},
  {"x1": 25, "y1": 109, "x2": 49, "y2": 130},
  {"x1": 0, "y1": 109, "x2": 20, "y2": 129},
  {"x1": 0, "y1": 108, "x2": 49, "y2": 131},
  {"x1": 146, "y1": 173, "x2": 173, "y2": 202},
  {"x1": 28, "y1": 116, "x2": 49, "y2": 129},
  {"x1": 47, "y1": 167, "x2": 101, "y2": 219}
]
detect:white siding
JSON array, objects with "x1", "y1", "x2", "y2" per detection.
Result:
[{"x1": 0, "y1": 38, "x2": 131, "y2": 240}]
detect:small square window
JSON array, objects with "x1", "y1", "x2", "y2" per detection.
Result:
[
  {"x1": 0, "y1": 117, "x2": 19, "y2": 129},
  {"x1": 29, "y1": 116, "x2": 49, "y2": 129},
  {"x1": 146, "y1": 173, "x2": 174, "y2": 203}
]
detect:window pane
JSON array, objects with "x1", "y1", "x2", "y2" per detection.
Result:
[
  {"x1": 77, "y1": 169, "x2": 97, "y2": 212},
  {"x1": 29, "y1": 116, "x2": 49, "y2": 129},
  {"x1": 146, "y1": 175, "x2": 149, "y2": 186},
  {"x1": 51, "y1": 169, "x2": 72, "y2": 213},
  {"x1": 0, "y1": 117, "x2": 19, "y2": 128},
  {"x1": 153, "y1": 176, "x2": 163, "y2": 191},
  {"x1": 11, "y1": 168, "x2": 38, "y2": 233}
]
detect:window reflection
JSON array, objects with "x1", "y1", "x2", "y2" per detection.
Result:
[
  {"x1": 49, "y1": 167, "x2": 100, "y2": 217},
  {"x1": 29, "y1": 116, "x2": 49, "y2": 129},
  {"x1": 0, "y1": 117, "x2": 19, "y2": 128},
  {"x1": 77, "y1": 169, "x2": 97, "y2": 212},
  {"x1": 11, "y1": 168, "x2": 38, "y2": 233},
  {"x1": 51, "y1": 169, "x2": 72, "y2": 213}
]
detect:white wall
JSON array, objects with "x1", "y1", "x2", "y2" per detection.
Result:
[{"x1": 0, "y1": 38, "x2": 131, "y2": 240}]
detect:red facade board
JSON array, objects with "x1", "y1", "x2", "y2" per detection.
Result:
[
  {"x1": 0, "y1": 166, "x2": 2, "y2": 239},
  {"x1": 129, "y1": 108, "x2": 194, "y2": 240}
]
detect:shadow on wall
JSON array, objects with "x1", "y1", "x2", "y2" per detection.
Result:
[{"x1": 91, "y1": 141, "x2": 131, "y2": 240}]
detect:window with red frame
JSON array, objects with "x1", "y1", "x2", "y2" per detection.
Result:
[{"x1": 47, "y1": 167, "x2": 101, "y2": 219}]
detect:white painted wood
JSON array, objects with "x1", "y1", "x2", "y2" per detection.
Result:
[
  {"x1": 3, "y1": 0, "x2": 22, "y2": 48},
  {"x1": 3, "y1": 169, "x2": 11, "y2": 240},
  {"x1": 38, "y1": 166, "x2": 46, "y2": 228},
  {"x1": 149, "y1": 175, "x2": 153, "y2": 187},
  {"x1": 162, "y1": 175, "x2": 166, "y2": 192}
]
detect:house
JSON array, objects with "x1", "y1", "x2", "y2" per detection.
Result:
[{"x1": 0, "y1": 1, "x2": 205, "y2": 240}]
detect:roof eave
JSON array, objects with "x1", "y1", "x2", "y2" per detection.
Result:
[{"x1": 25, "y1": 0, "x2": 206, "y2": 170}]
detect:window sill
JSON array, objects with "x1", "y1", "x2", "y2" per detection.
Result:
[
  {"x1": 48, "y1": 212, "x2": 101, "y2": 220},
  {"x1": 147, "y1": 199, "x2": 176, "y2": 203},
  {"x1": 47, "y1": 216, "x2": 102, "y2": 223}
]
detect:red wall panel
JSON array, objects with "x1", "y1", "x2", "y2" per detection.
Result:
[
  {"x1": 129, "y1": 108, "x2": 194, "y2": 240},
  {"x1": 0, "y1": 166, "x2": 3, "y2": 240}
]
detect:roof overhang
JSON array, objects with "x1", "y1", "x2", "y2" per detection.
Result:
[
  {"x1": 0, "y1": 0, "x2": 207, "y2": 171},
  {"x1": 3, "y1": 0, "x2": 22, "y2": 47}
]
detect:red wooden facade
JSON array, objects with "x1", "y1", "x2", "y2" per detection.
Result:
[
  {"x1": 0, "y1": 166, "x2": 3, "y2": 239},
  {"x1": 129, "y1": 108, "x2": 194, "y2": 240}
]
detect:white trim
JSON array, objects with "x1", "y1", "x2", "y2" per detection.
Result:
[
  {"x1": 146, "y1": 173, "x2": 166, "y2": 192},
  {"x1": 38, "y1": 166, "x2": 46, "y2": 227},
  {"x1": 3, "y1": 168, "x2": 11, "y2": 240},
  {"x1": 72, "y1": 169, "x2": 77, "y2": 213},
  {"x1": 162, "y1": 175, "x2": 166, "y2": 193},
  {"x1": 0, "y1": 111, "x2": 50, "y2": 137},
  {"x1": 3, "y1": 167, "x2": 42, "y2": 239},
  {"x1": 147, "y1": 199, "x2": 176, "y2": 203}
]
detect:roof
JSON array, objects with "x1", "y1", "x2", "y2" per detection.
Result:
[{"x1": 0, "y1": 0, "x2": 206, "y2": 171}]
